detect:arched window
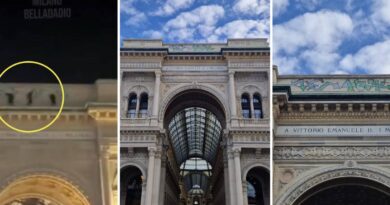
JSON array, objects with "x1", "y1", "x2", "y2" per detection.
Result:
[
  {"x1": 127, "y1": 93, "x2": 137, "y2": 118},
  {"x1": 139, "y1": 93, "x2": 148, "y2": 118},
  {"x1": 121, "y1": 166, "x2": 143, "y2": 205},
  {"x1": 241, "y1": 93, "x2": 251, "y2": 118},
  {"x1": 246, "y1": 167, "x2": 269, "y2": 205},
  {"x1": 253, "y1": 93, "x2": 263, "y2": 119}
]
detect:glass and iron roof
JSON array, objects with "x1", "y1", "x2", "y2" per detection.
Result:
[
  {"x1": 180, "y1": 157, "x2": 213, "y2": 177},
  {"x1": 168, "y1": 107, "x2": 222, "y2": 165},
  {"x1": 183, "y1": 173, "x2": 209, "y2": 193},
  {"x1": 180, "y1": 158, "x2": 212, "y2": 192},
  {"x1": 168, "y1": 107, "x2": 222, "y2": 193}
]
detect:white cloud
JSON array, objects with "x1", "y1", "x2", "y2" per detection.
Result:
[
  {"x1": 125, "y1": 12, "x2": 147, "y2": 26},
  {"x1": 208, "y1": 19, "x2": 269, "y2": 42},
  {"x1": 371, "y1": 0, "x2": 390, "y2": 28},
  {"x1": 273, "y1": 10, "x2": 353, "y2": 74},
  {"x1": 121, "y1": 0, "x2": 147, "y2": 26},
  {"x1": 340, "y1": 40, "x2": 390, "y2": 74},
  {"x1": 163, "y1": 5, "x2": 225, "y2": 41},
  {"x1": 143, "y1": 30, "x2": 163, "y2": 39},
  {"x1": 273, "y1": 0, "x2": 289, "y2": 17},
  {"x1": 120, "y1": 0, "x2": 136, "y2": 15},
  {"x1": 152, "y1": 0, "x2": 195, "y2": 16},
  {"x1": 233, "y1": 0, "x2": 269, "y2": 16},
  {"x1": 274, "y1": 10, "x2": 353, "y2": 53}
]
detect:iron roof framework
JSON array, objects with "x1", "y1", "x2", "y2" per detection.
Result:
[{"x1": 168, "y1": 107, "x2": 222, "y2": 192}]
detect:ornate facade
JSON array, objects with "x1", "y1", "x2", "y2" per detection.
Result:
[
  {"x1": 0, "y1": 80, "x2": 117, "y2": 205},
  {"x1": 273, "y1": 68, "x2": 390, "y2": 205},
  {"x1": 120, "y1": 39, "x2": 270, "y2": 205}
]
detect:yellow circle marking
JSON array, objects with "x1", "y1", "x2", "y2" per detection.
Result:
[{"x1": 0, "y1": 61, "x2": 65, "y2": 133}]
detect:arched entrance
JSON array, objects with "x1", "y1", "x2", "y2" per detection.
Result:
[
  {"x1": 163, "y1": 89, "x2": 227, "y2": 205},
  {"x1": 294, "y1": 177, "x2": 390, "y2": 205},
  {"x1": 120, "y1": 165, "x2": 144, "y2": 205},
  {"x1": 276, "y1": 166, "x2": 390, "y2": 205},
  {"x1": 0, "y1": 175, "x2": 90, "y2": 205},
  {"x1": 246, "y1": 167, "x2": 270, "y2": 205}
]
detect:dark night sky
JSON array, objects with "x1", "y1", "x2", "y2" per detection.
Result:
[{"x1": 0, "y1": 0, "x2": 117, "y2": 83}]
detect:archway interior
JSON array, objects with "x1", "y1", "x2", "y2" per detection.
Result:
[
  {"x1": 121, "y1": 166, "x2": 143, "y2": 205},
  {"x1": 167, "y1": 107, "x2": 223, "y2": 203},
  {"x1": 5, "y1": 198, "x2": 56, "y2": 205},
  {"x1": 295, "y1": 177, "x2": 390, "y2": 205},
  {"x1": 0, "y1": 175, "x2": 90, "y2": 205},
  {"x1": 246, "y1": 167, "x2": 270, "y2": 205}
]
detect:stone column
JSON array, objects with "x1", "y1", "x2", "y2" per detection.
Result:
[
  {"x1": 141, "y1": 181, "x2": 147, "y2": 205},
  {"x1": 152, "y1": 149, "x2": 162, "y2": 205},
  {"x1": 228, "y1": 71, "x2": 237, "y2": 117},
  {"x1": 121, "y1": 70, "x2": 126, "y2": 118},
  {"x1": 242, "y1": 181, "x2": 248, "y2": 205},
  {"x1": 135, "y1": 93, "x2": 141, "y2": 118},
  {"x1": 122, "y1": 95, "x2": 128, "y2": 118},
  {"x1": 152, "y1": 70, "x2": 161, "y2": 117},
  {"x1": 249, "y1": 94, "x2": 255, "y2": 119},
  {"x1": 223, "y1": 156, "x2": 231, "y2": 205},
  {"x1": 100, "y1": 146, "x2": 113, "y2": 205},
  {"x1": 234, "y1": 148, "x2": 244, "y2": 205},
  {"x1": 227, "y1": 150, "x2": 236, "y2": 205},
  {"x1": 159, "y1": 155, "x2": 167, "y2": 203},
  {"x1": 145, "y1": 148, "x2": 156, "y2": 205}
]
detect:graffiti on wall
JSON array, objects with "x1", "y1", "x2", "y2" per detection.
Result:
[{"x1": 291, "y1": 79, "x2": 390, "y2": 92}]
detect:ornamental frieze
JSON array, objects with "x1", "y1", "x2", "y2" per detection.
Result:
[
  {"x1": 120, "y1": 134, "x2": 157, "y2": 143},
  {"x1": 277, "y1": 78, "x2": 390, "y2": 94},
  {"x1": 0, "y1": 131, "x2": 94, "y2": 139},
  {"x1": 274, "y1": 146, "x2": 390, "y2": 160},
  {"x1": 229, "y1": 62, "x2": 270, "y2": 68},
  {"x1": 120, "y1": 62, "x2": 161, "y2": 69}
]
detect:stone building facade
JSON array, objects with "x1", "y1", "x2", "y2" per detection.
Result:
[
  {"x1": 273, "y1": 68, "x2": 390, "y2": 205},
  {"x1": 120, "y1": 39, "x2": 270, "y2": 205},
  {"x1": 0, "y1": 80, "x2": 117, "y2": 205}
]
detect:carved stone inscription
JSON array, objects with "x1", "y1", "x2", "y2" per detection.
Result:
[{"x1": 276, "y1": 125, "x2": 390, "y2": 137}]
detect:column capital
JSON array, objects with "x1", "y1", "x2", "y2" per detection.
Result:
[
  {"x1": 154, "y1": 150, "x2": 162, "y2": 158},
  {"x1": 155, "y1": 70, "x2": 162, "y2": 76},
  {"x1": 228, "y1": 70, "x2": 235, "y2": 76},
  {"x1": 100, "y1": 145, "x2": 111, "y2": 158},
  {"x1": 227, "y1": 150, "x2": 234, "y2": 159},
  {"x1": 148, "y1": 147, "x2": 156, "y2": 157},
  {"x1": 233, "y1": 148, "x2": 241, "y2": 157}
]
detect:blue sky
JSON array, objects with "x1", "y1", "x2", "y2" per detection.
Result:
[
  {"x1": 273, "y1": 0, "x2": 390, "y2": 74},
  {"x1": 120, "y1": 0, "x2": 269, "y2": 43}
]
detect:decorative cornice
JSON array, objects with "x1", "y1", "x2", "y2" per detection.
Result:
[
  {"x1": 0, "y1": 131, "x2": 95, "y2": 140},
  {"x1": 277, "y1": 111, "x2": 390, "y2": 120}
]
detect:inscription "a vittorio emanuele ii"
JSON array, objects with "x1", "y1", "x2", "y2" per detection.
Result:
[{"x1": 277, "y1": 125, "x2": 390, "y2": 137}]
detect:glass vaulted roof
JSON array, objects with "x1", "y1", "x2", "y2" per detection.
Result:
[
  {"x1": 180, "y1": 158, "x2": 213, "y2": 177},
  {"x1": 180, "y1": 158, "x2": 212, "y2": 192},
  {"x1": 168, "y1": 107, "x2": 222, "y2": 165}
]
